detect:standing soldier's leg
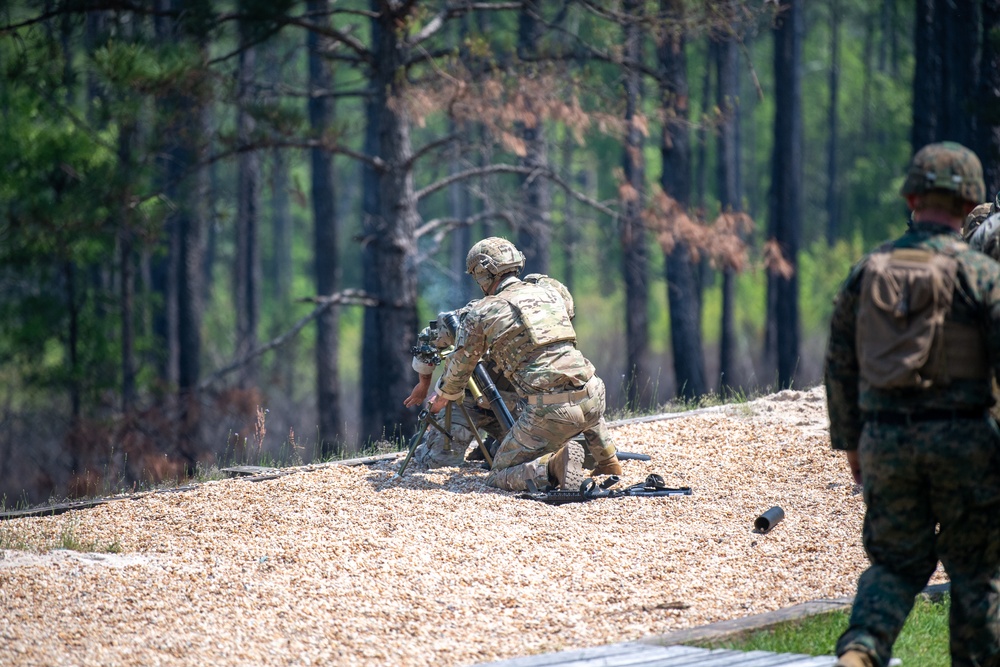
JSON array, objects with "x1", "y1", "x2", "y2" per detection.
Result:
[
  {"x1": 930, "y1": 420, "x2": 1000, "y2": 667},
  {"x1": 836, "y1": 425, "x2": 938, "y2": 665}
]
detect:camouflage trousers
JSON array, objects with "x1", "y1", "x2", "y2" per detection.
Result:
[
  {"x1": 485, "y1": 375, "x2": 617, "y2": 491},
  {"x1": 414, "y1": 398, "x2": 508, "y2": 469},
  {"x1": 836, "y1": 417, "x2": 1000, "y2": 667}
]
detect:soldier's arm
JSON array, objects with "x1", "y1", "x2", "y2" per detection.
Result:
[
  {"x1": 403, "y1": 373, "x2": 433, "y2": 408},
  {"x1": 982, "y1": 270, "x2": 1000, "y2": 387},
  {"x1": 434, "y1": 308, "x2": 488, "y2": 401},
  {"x1": 824, "y1": 266, "x2": 864, "y2": 452}
]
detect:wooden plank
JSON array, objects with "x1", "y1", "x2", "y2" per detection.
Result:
[
  {"x1": 0, "y1": 498, "x2": 113, "y2": 521},
  {"x1": 219, "y1": 465, "x2": 280, "y2": 477},
  {"x1": 473, "y1": 645, "x2": 839, "y2": 667},
  {"x1": 475, "y1": 644, "x2": 684, "y2": 666}
]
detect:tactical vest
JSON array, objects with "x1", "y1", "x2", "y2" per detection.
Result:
[
  {"x1": 490, "y1": 280, "x2": 577, "y2": 376},
  {"x1": 856, "y1": 246, "x2": 987, "y2": 390}
]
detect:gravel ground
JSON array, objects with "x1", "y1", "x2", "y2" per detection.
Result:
[{"x1": 0, "y1": 386, "x2": 941, "y2": 667}]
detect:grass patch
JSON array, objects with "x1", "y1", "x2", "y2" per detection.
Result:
[
  {"x1": 693, "y1": 594, "x2": 951, "y2": 666},
  {"x1": 606, "y1": 383, "x2": 767, "y2": 421},
  {"x1": 1, "y1": 515, "x2": 123, "y2": 554},
  {"x1": 58, "y1": 517, "x2": 123, "y2": 553}
]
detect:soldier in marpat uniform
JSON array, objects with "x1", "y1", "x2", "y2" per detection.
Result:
[
  {"x1": 425, "y1": 237, "x2": 622, "y2": 492},
  {"x1": 825, "y1": 142, "x2": 1000, "y2": 667}
]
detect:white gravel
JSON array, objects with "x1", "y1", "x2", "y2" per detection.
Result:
[{"x1": 0, "y1": 386, "x2": 940, "y2": 667}]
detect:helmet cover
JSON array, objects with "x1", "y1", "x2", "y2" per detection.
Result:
[
  {"x1": 466, "y1": 237, "x2": 525, "y2": 292},
  {"x1": 900, "y1": 141, "x2": 985, "y2": 204},
  {"x1": 969, "y1": 212, "x2": 1000, "y2": 261}
]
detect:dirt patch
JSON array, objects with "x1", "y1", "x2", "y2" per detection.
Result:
[{"x1": 0, "y1": 386, "x2": 937, "y2": 666}]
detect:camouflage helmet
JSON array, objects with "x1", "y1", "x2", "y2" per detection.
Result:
[
  {"x1": 466, "y1": 237, "x2": 525, "y2": 292},
  {"x1": 968, "y1": 212, "x2": 1000, "y2": 261},
  {"x1": 900, "y1": 141, "x2": 985, "y2": 204},
  {"x1": 963, "y1": 203, "x2": 993, "y2": 240}
]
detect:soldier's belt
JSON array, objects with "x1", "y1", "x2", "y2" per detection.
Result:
[
  {"x1": 863, "y1": 408, "x2": 987, "y2": 425},
  {"x1": 525, "y1": 387, "x2": 588, "y2": 406}
]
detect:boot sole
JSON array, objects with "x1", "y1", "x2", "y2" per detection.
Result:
[{"x1": 560, "y1": 442, "x2": 586, "y2": 491}]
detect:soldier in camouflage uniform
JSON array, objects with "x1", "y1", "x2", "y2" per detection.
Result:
[
  {"x1": 425, "y1": 237, "x2": 622, "y2": 491},
  {"x1": 825, "y1": 142, "x2": 1000, "y2": 667},
  {"x1": 962, "y1": 202, "x2": 993, "y2": 241},
  {"x1": 403, "y1": 304, "x2": 518, "y2": 468}
]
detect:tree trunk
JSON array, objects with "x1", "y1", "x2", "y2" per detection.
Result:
[
  {"x1": 449, "y1": 118, "x2": 473, "y2": 306},
  {"x1": 767, "y1": 0, "x2": 803, "y2": 389},
  {"x1": 119, "y1": 118, "x2": 137, "y2": 413},
  {"x1": 694, "y1": 40, "x2": 713, "y2": 212},
  {"x1": 911, "y1": 0, "x2": 937, "y2": 149},
  {"x1": 163, "y1": 0, "x2": 210, "y2": 470},
  {"x1": 659, "y1": 0, "x2": 707, "y2": 401},
  {"x1": 516, "y1": 0, "x2": 551, "y2": 275},
  {"x1": 979, "y1": 0, "x2": 1000, "y2": 198},
  {"x1": 621, "y1": 0, "x2": 649, "y2": 408},
  {"x1": 939, "y1": 0, "x2": 981, "y2": 146},
  {"x1": 235, "y1": 31, "x2": 260, "y2": 387},
  {"x1": 716, "y1": 25, "x2": 740, "y2": 393},
  {"x1": 308, "y1": 0, "x2": 342, "y2": 457},
  {"x1": 861, "y1": 7, "x2": 875, "y2": 144},
  {"x1": 152, "y1": 0, "x2": 180, "y2": 389},
  {"x1": 360, "y1": 3, "x2": 420, "y2": 446},
  {"x1": 825, "y1": 0, "x2": 841, "y2": 244},
  {"x1": 561, "y1": 131, "x2": 577, "y2": 295}
]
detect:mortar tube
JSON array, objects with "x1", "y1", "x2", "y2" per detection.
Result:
[{"x1": 754, "y1": 506, "x2": 785, "y2": 533}]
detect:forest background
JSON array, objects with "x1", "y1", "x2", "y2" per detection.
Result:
[{"x1": 2, "y1": 0, "x2": 999, "y2": 506}]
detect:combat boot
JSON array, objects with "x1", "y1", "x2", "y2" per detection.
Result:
[
  {"x1": 547, "y1": 441, "x2": 586, "y2": 490},
  {"x1": 834, "y1": 649, "x2": 876, "y2": 667},
  {"x1": 590, "y1": 454, "x2": 622, "y2": 477}
]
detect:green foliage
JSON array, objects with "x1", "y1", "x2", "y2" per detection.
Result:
[{"x1": 798, "y1": 235, "x2": 866, "y2": 332}]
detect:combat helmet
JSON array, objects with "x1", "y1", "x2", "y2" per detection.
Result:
[
  {"x1": 963, "y1": 202, "x2": 993, "y2": 240},
  {"x1": 466, "y1": 237, "x2": 525, "y2": 293},
  {"x1": 970, "y1": 212, "x2": 1000, "y2": 262},
  {"x1": 900, "y1": 141, "x2": 985, "y2": 204}
]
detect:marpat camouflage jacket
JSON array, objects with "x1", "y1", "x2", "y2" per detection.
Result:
[{"x1": 824, "y1": 221, "x2": 1000, "y2": 450}]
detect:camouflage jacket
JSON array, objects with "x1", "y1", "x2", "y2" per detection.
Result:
[
  {"x1": 436, "y1": 275, "x2": 593, "y2": 400},
  {"x1": 824, "y1": 221, "x2": 1000, "y2": 451}
]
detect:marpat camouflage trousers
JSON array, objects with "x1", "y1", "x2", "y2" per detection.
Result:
[
  {"x1": 485, "y1": 375, "x2": 616, "y2": 491},
  {"x1": 837, "y1": 417, "x2": 1000, "y2": 667}
]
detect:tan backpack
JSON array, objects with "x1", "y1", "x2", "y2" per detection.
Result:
[{"x1": 856, "y1": 247, "x2": 960, "y2": 389}]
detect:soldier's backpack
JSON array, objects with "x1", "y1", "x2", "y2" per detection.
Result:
[{"x1": 856, "y1": 247, "x2": 958, "y2": 389}]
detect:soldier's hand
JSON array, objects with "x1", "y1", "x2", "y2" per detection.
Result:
[
  {"x1": 427, "y1": 392, "x2": 448, "y2": 414},
  {"x1": 845, "y1": 450, "x2": 862, "y2": 486},
  {"x1": 404, "y1": 374, "x2": 433, "y2": 408}
]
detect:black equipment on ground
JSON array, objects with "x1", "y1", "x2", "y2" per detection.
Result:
[{"x1": 519, "y1": 474, "x2": 692, "y2": 505}]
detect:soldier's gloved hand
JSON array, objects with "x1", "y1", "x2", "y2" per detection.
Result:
[{"x1": 404, "y1": 374, "x2": 432, "y2": 408}]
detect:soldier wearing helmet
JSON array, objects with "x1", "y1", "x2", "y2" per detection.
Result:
[
  {"x1": 424, "y1": 237, "x2": 621, "y2": 492},
  {"x1": 962, "y1": 202, "x2": 993, "y2": 242},
  {"x1": 825, "y1": 142, "x2": 1000, "y2": 667}
]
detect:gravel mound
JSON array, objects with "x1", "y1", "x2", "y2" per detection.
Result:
[{"x1": 0, "y1": 386, "x2": 940, "y2": 666}]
